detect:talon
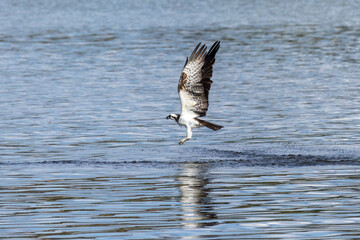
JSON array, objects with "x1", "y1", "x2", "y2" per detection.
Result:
[{"x1": 179, "y1": 138, "x2": 188, "y2": 145}]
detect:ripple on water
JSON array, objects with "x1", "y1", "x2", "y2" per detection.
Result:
[
  {"x1": 1, "y1": 165, "x2": 360, "y2": 239},
  {"x1": 1, "y1": 0, "x2": 360, "y2": 239}
]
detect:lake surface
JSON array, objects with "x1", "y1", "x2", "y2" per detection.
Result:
[{"x1": 1, "y1": 0, "x2": 360, "y2": 239}]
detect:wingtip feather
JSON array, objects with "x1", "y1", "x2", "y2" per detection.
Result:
[{"x1": 190, "y1": 42, "x2": 202, "y2": 60}]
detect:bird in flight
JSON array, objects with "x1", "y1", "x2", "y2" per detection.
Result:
[{"x1": 166, "y1": 41, "x2": 223, "y2": 144}]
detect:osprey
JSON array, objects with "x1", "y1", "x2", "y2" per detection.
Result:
[{"x1": 166, "y1": 41, "x2": 223, "y2": 144}]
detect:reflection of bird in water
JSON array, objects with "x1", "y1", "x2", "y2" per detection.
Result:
[{"x1": 178, "y1": 163, "x2": 217, "y2": 228}]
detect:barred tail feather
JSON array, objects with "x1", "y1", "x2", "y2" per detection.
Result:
[{"x1": 195, "y1": 118, "x2": 223, "y2": 131}]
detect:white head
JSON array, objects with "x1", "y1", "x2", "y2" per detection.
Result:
[{"x1": 166, "y1": 113, "x2": 180, "y2": 122}]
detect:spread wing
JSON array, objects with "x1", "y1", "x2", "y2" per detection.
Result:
[{"x1": 178, "y1": 41, "x2": 220, "y2": 117}]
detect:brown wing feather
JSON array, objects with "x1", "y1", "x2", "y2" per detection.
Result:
[{"x1": 177, "y1": 41, "x2": 220, "y2": 117}]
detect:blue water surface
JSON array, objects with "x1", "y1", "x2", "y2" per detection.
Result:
[{"x1": 1, "y1": 0, "x2": 360, "y2": 239}]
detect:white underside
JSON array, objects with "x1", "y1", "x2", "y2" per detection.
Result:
[
  {"x1": 177, "y1": 112, "x2": 203, "y2": 144},
  {"x1": 177, "y1": 90, "x2": 204, "y2": 144},
  {"x1": 178, "y1": 112, "x2": 201, "y2": 128}
]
